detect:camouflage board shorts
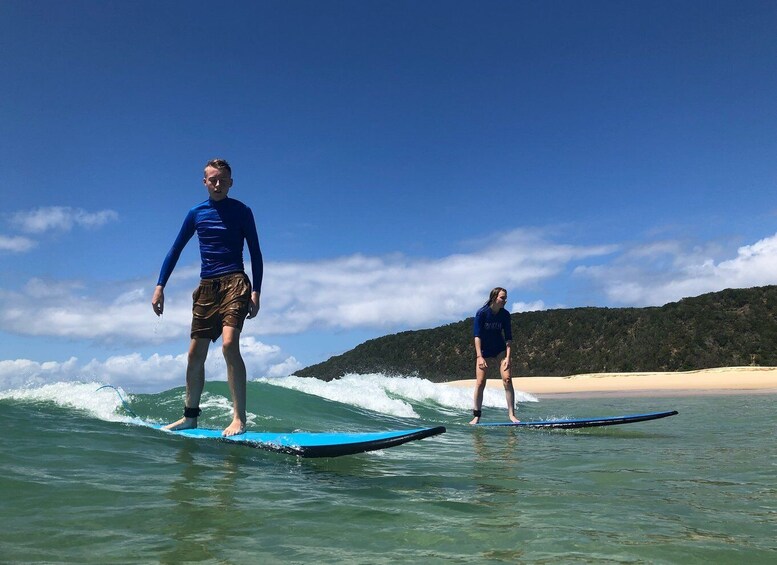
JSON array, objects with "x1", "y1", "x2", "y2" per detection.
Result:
[{"x1": 190, "y1": 272, "x2": 251, "y2": 341}]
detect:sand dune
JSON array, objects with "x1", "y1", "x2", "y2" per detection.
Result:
[{"x1": 445, "y1": 366, "x2": 777, "y2": 398}]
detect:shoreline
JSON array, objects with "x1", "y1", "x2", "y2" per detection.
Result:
[{"x1": 444, "y1": 366, "x2": 777, "y2": 398}]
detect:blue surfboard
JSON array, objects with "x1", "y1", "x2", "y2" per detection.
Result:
[
  {"x1": 475, "y1": 410, "x2": 678, "y2": 429},
  {"x1": 96, "y1": 385, "x2": 445, "y2": 458},
  {"x1": 147, "y1": 424, "x2": 447, "y2": 458}
]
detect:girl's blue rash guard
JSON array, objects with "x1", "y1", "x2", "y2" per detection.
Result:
[
  {"x1": 157, "y1": 197, "x2": 263, "y2": 291},
  {"x1": 473, "y1": 305, "x2": 513, "y2": 358}
]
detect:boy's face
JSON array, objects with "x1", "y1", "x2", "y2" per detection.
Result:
[{"x1": 203, "y1": 165, "x2": 233, "y2": 201}]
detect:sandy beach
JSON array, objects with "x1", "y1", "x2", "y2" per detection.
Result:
[{"x1": 446, "y1": 366, "x2": 777, "y2": 398}]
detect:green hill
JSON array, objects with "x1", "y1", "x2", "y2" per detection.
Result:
[{"x1": 295, "y1": 286, "x2": 777, "y2": 382}]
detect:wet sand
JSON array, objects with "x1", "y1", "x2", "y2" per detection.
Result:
[{"x1": 445, "y1": 366, "x2": 777, "y2": 398}]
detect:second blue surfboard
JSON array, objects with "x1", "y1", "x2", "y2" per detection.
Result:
[{"x1": 475, "y1": 410, "x2": 678, "y2": 429}]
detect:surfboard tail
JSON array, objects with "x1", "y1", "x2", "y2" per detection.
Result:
[{"x1": 283, "y1": 426, "x2": 448, "y2": 458}]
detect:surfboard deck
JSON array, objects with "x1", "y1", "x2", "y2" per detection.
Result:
[
  {"x1": 474, "y1": 410, "x2": 678, "y2": 429},
  {"x1": 147, "y1": 424, "x2": 447, "y2": 458}
]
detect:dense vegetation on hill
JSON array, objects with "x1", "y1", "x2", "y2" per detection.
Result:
[{"x1": 296, "y1": 286, "x2": 777, "y2": 382}]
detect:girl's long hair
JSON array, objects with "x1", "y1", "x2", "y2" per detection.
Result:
[{"x1": 483, "y1": 287, "x2": 506, "y2": 308}]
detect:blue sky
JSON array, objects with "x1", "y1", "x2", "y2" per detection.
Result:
[{"x1": 2, "y1": 1, "x2": 776, "y2": 392}]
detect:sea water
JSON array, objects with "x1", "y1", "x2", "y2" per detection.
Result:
[{"x1": 1, "y1": 374, "x2": 775, "y2": 563}]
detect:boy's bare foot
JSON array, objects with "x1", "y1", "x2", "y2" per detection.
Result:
[
  {"x1": 509, "y1": 415, "x2": 520, "y2": 423},
  {"x1": 222, "y1": 419, "x2": 245, "y2": 437},
  {"x1": 163, "y1": 417, "x2": 197, "y2": 431},
  {"x1": 468, "y1": 416, "x2": 480, "y2": 425}
]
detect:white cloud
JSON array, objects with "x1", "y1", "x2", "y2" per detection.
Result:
[
  {"x1": 575, "y1": 232, "x2": 777, "y2": 306},
  {"x1": 0, "y1": 228, "x2": 615, "y2": 343},
  {"x1": 512, "y1": 300, "x2": 547, "y2": 313},
  {"x1": 3, "y1": 227, "x2": 777, "y2": 362},
  {"x1": 0, "y1": 207, "x2": 118, "y2": 256},
  {"x1": 267, "y1": 356, "x2": 303, "y2": 378},
  {"x1": 0, "y1": 281, "x2": 190, "y2": 344},
  {"x1": 0, "y1": 235, "x2": 36, "y2": 253},
  {"x1": 0, "y1": 337, "x2": 301, "y2": 393},
  {"x1": 258, "y1": 228, "x2": 615, "y2": 334},
  {"x1": 10, "y1": 206, "x2": 118, "y2": 234},
  {"x1": 0, "y1": 357, "x2": 81, "y2": 390}
]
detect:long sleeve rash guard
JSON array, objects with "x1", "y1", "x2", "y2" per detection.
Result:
[
  {"x1": 473, "y1": 305, "x2": 513, "y2": 358},
  {"x1": 157, "y1": 197, "x2": 263, "y2": 292}
]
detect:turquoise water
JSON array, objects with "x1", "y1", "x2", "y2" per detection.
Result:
[{"x1": 1, "y1": 375, "x2": 775, "y2": 563}]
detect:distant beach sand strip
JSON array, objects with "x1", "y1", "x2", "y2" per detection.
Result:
[{"x1": 445, "y1": 366, "x2": 777, "y2": 398}]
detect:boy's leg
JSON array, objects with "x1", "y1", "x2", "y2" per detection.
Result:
[
  {"x1": 164, "y1": 338, "x2": 210, "y2": 430},
  {"x1": 222, "y1": 326, "x2": 247, "y2": 436}
]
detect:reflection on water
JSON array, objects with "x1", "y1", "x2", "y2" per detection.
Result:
[{"x1": 161, "y1": 440, "x2": 249, "y2": 564}]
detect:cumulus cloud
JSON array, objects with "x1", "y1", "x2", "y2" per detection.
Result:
[
  {"x1": 0, "y1": 228, "x2": 615, "y2": 344},
  {"x1": 4, "y1": 226, "x2": 777, "y2": 349},
  {"x1": 4, "y1": 226, "x2": 777, "y2": 368},
  {"x1": 0, "y1": 278, "x2": 191, "y2": 345},
  {"x1": 0, "y1": 235, "x2": 36, "y2": 253},
  {"x1": 10, "y1": 206, "x2": 118, "y2": 234},
  {"x1": 259, "y1": 228, "x2": 615, "y2": 334},
  {"x1": 0, "y1": 338, "x2": 302, "y2": 393},
  {"x1": 0, "y1": 357, "x2": 81, "y2": 390},
  {"x1": 512, "y1": 300, "x2": 547, "y2": 313},
  {"x1": 575, "y1": 232, "x2": 777, "y2": 306}
]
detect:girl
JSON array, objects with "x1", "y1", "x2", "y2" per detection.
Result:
[{"x1": 470, "y1": 287, "x2": 519, "y2": 424}]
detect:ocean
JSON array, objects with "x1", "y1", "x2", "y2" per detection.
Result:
[{"x1": 1, "y1": 374, "x2": 774, "y2": 564}]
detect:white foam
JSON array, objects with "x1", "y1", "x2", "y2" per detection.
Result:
[
  {"x1": 196, "y1": 393, "x2": 260, "y2": 427},
  {"x1": 260, "y1": 374, "x2": 420, "y2": 418},
  {"x1": 259, "y1": 372, "x2": 538, "y2": 418},
  {"x1": 0, "y1": 381, "x2": 135, "y2": 423}
]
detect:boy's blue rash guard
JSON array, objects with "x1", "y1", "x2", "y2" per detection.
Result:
[
  {"x1": 473, "y1": 305, "x2": 513, "y2": 358},
  {"x1": 157, "y1": 198, "x2": 263, "y2": 291}
]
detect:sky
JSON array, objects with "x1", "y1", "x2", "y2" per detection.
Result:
[{"x1": 1, "y1": 0, "x2": 776, "y2": 392}]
